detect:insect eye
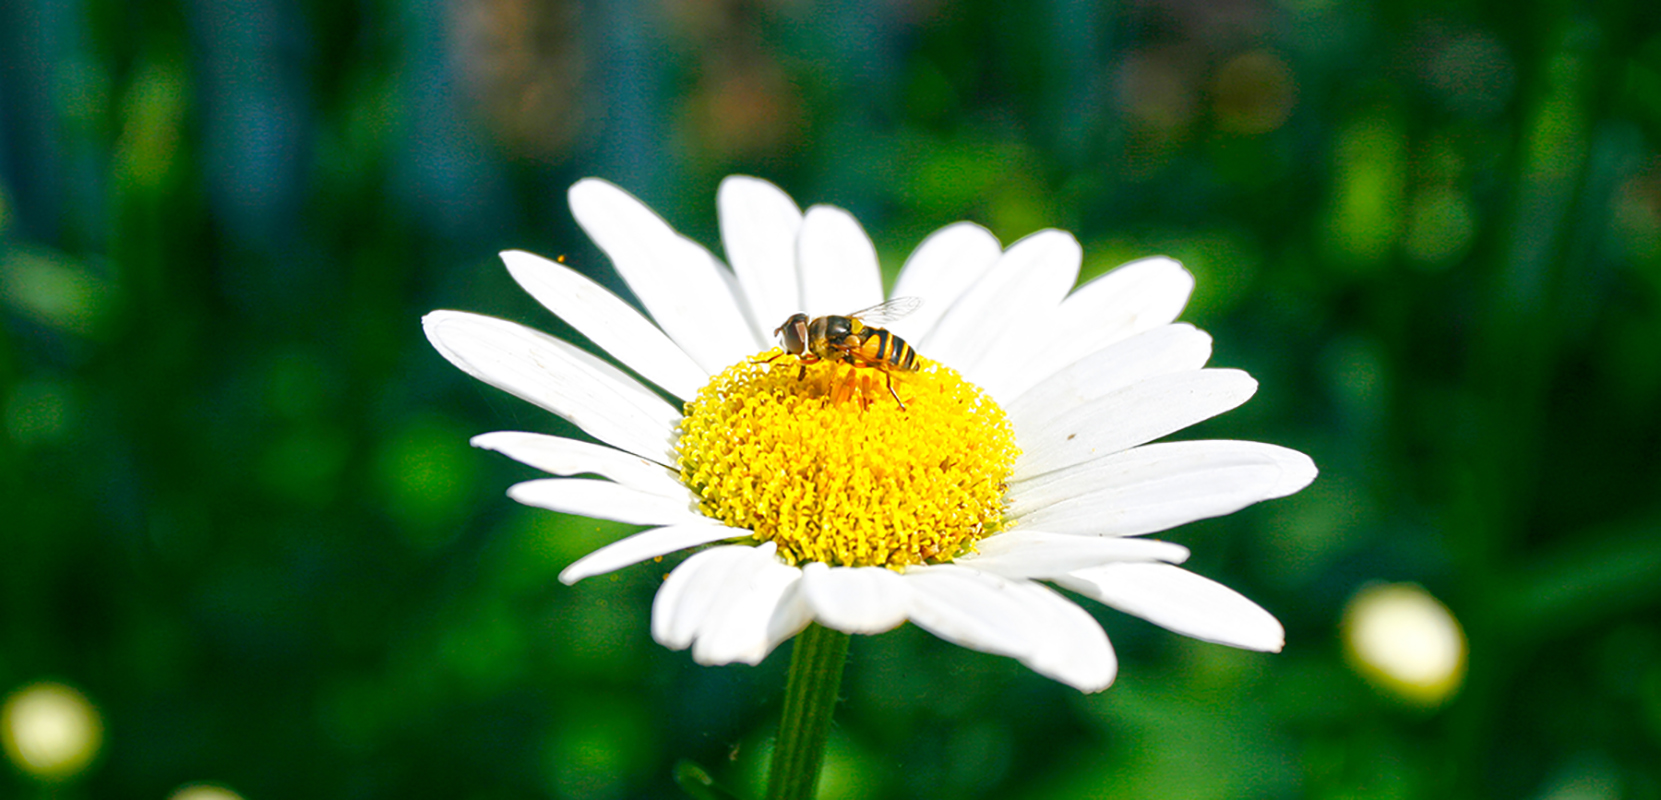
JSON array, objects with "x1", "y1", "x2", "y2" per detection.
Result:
[{"x1": 777, "y1": 314, "x2": 807, "y2": 353}]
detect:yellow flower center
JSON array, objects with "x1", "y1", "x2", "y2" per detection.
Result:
[{"x1": 676, "y1": 351, "x2": 1019, "y2": 568}]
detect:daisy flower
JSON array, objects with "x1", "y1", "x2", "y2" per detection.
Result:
[{"x1": 422, "y1": 176, "x2": 1316, "y2": 693}]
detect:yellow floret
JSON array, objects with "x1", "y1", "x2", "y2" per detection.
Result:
[{"x1": 677, "y1": 351, "x2": 1019, "y2": 568}]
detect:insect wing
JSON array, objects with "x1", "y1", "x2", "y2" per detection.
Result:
[{"x1": 847, "y1": 296, "x2": 921, "y2": 326}]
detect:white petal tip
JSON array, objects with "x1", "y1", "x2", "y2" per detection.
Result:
[
  {"x1": 498, "y1": 249, "x2": 547, "y2": 271},
  {"x1": 1138, "y1": 254, "x2": 1187, "y2": 273},
  {"x1": 719, "y1": 174, "x2": 775, "y2": 192},
  {"x1": 419, "y1": 310, "x2": 478, "y2": 362},
  {"x1": 503, "y1": 482, "x2": 530, "y2": 504},
  {"x1": 1245, "y1": 618, "x2": 1287, "y2": 653},
  {"x1": 654, "y1": 631, "x2": 691, "y2": 651},
  {"x1": 1116, "y1": 255, "x2": 1193, "y2": 285},
  {"x1": 1217, "y1": 616, "x2": 1286, "y2": 653},
  {"x1": 1272, "y1": 452, "x2": 1319, "y2": 498},
  {"x1": 569, "y1": 176, "x2": 615, "y2": 195},
  {"x1": 1237, "y1": 634, "x2": 1286, "y2": 654},
  {"x1": 1076, "y1": 676, "x2": 1117, "y2": 694}
]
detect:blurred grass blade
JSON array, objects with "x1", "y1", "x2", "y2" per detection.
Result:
[{"x1": 1499, "y1": 510, "x2": 1661, "y2": 638}]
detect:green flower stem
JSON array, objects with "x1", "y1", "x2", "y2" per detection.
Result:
[{"x1": 766, "y1": 623, "x2": 851, "y2": 800}]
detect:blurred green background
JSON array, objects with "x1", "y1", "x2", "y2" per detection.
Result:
[{"x1": 4, "y1": 0, "x2": 1661, "y2": 798}]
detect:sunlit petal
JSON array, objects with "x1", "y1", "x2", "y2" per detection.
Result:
[
  {"x1": 569, "y1": 178, "x2": 761, "y2": 370},
  {"x1": 1014, "y1": 369, "x2": 1259, "y2": 480},
  {"x1": 1058, "y1": 563, "x2": 1285, "y2": 652},
  {"x1": 508, "y1": 478, "x2": 705, "y2": 526},
  {"x1": 956, "y1": 531, "x2": 1189, "y2": 579},
  {"x1": 471, "y1": 431, "x2": 687, "y2": 497},
  {"x1": 905, "y1": 565, "x2": 1117, "y2": 692},
  {"x1": 559, "y1": 523, "x2": 751, "y2": 585},
  {"x1": 922, "y1": 230, "x2": 1080, "y2": 382},
  {"x1": 992, "y1": 256, "x2": 1194, "y2": 400},
  {"x1": 1010, "y1": 441, "x2": 1318, "y2": 536},
  {"x1": 423, "y1": 311, "x2": 679, "y2": 464},
  {"x1": 797, "y1": 205, "x2": 885, "y2": 316},
  {"x1": 500, "y1": 249, "x2": 709, "y2": 401},
  {"x1": 1005, "y1": 323, "x2": 1213, "y2": 425},
  {"x1": 719, "y1": 176, "x2": 804, "y2": 342},
  {"x1": 887, "y1": 222, "x2": 1003, "y2": 343},
  {"x1": 799, "y1": 563, "x2": 911, "y2": 634}
]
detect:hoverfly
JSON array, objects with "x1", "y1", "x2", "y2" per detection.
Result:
[{"x1": 770, "y1": 297, "x2": 923, "y2": 409}]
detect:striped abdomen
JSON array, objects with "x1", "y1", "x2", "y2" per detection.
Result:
[{"x1": 851, "y1": 328, "x2": 918, "y2": 372}]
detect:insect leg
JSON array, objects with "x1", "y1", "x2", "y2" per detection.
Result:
[
  {"x1": 832, "y1": 364, "x2": 853, "y2": 405},
  {"x1": 885, "y1": 369, "x2": 906, "y2": 410}
]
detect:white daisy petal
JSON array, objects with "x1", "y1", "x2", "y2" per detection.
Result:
[
  {"x1": 1013, "y1": 369, "x2": 1259, "y2": 481},
  {"x1": 558, "y1": 522, "x2": 751, "y2": 585},
  {"x1": 797, "y1": 205, "x2": 885, "y2": 316},
  {"x1": 499, "y1": 250, "x2": 709, "y2": 401},
  {"x1": 764, "y1": 580, "x2": 816, "y2": 654},
  {"x1": 1009, "y1": 581, "x2": 1119, "y2": 693},
  {"x1": 1006, "y1": 324, "x2": 1212, "y2": 426},
  {"x1": 1009, "y1": 441, "x2": 1318, "y2": 536},
  {"x1": 719, "y1": 176, "x2": 804, "y2": 342},
  {"x1": 653, "y1": 544, "x2": 759, "y2": 650},
  {"x1": 507, "y1": 478, "x2": 704, "y2": 526},
  {"x1": 470, "y1": 431, "x2": 687, "y2": 498},
  {"x1": 422, "y1": 311, "x2": 679, "y2": 464},
  {"x1": 902, "y1": 566, "x2": 1031, "y2": 658},
  {"x1": 691, "y1": 550, "x2": 806, "y2": 666},
  {"x1": 887, "y1": 222, "x2": 1003, "y2": 343},
  {"x1": 799, "y1": 563, "x2": 911, "y2": 634},
  {"x1": 905, "y1": 565, "x2": 1117, "y2": 692},
  {"x1": 568, "y1": 178, "x2": 761, "y2": 370},
  {"x1": 994, "y1": 257, "x2": 1195, "y2": 399},
  {"x1": 921, "y1": 230, "x2": 1081, "y2": 383},
  {"x1": 957, "y1": 531, "x2": 1189, "y2": 579},
  {"x1": 1057, "y1": 563, "x2": 1285, "y2": 652}
]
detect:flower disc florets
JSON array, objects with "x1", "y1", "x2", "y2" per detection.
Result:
[{"x1": 677, "y1": 353, "x2": 1019, "y2": 568}]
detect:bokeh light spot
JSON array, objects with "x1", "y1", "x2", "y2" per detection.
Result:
[
  {"x1": 1322, "y1": 113, "x2": 1406, "y2": 271},
  {"x1": 449, "y1": 0, "x2": 585, "y2": 161},
  {"x1": 1342, "y1": 583, "x2": 1467, "y2": 707},
  {"x1": 169, "y1": 783, "x2": 245, "y2": 800},
  {"x1": 375, "y1": 415, "x2": 480, "y2": 548},
  {"x1": 1, "y1": 682, "x2": 103, "y2": 781},
  {"x1": 113, "y1": 62, "x2": 188, "y2": 192},
  {"x1": 1612, "y1": 173, "x2": 1661, "y2": 266},
  {"x1": 1213, "y1": 50, "x2": 1297, "y2": 134},
  {"x1": 1535, "y1": 756, "x2": 1623, "y2": 800},
  {"x1": 542, "y1": 696, "x2": 654, "y2": 800},
  {"x1": 0, "y1": 247, "x2": 116, "y2": 337}
]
